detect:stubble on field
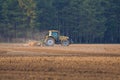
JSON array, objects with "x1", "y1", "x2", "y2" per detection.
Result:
[{"x1": 0, "y1": 44, "x2": 120, "y2": 80}]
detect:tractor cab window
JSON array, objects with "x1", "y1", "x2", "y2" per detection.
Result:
[{"x1": 51, "y1": 32, "x2": 59, "y2": 39}]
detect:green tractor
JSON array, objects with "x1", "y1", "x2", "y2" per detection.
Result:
[{"x1": 44, "y1": 30, "x2": 70, "y2": 46}]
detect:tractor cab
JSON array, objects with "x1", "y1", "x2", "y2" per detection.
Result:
[{"x1": 48, "y1": 30, "x2": 59, "y2": 41}]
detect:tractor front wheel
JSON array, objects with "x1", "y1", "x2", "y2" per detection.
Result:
[{"x1": 61, "y1": 40, "x2": 69, "y2": 46}]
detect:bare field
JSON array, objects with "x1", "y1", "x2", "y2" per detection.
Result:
[{"x1": 0, "y1": 43, "x2": 120, "y2": 80}]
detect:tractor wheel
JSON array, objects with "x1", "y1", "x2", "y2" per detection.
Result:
[
  {"x1": 61, "y1": 40, "x2": 69, "y2": 46},
  {"x1": 45, "y1": 37, "x2": 55, "y2": 46}
]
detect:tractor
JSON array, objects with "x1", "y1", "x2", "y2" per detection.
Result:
[{"x1": 44, "y1": 30, "x2": 70, "y2": 46}]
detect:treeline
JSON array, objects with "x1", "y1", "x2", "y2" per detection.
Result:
[{"x1": 0, "y1": 0, "x2": 120, "y2": 43}]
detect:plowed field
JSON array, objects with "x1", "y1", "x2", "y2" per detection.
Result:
[{"x1": 0, "y1": 43, "x2": 120, "y2": 80}]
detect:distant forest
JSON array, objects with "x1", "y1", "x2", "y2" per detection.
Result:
[{"x1": 0, "y1": 0, "x2": 120, "y2": 43}]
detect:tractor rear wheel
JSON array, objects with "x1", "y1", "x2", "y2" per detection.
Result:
[
  {"x1": 45, "y1": 37, "x2": 55, "y2": 46},
  {"x1": 61, "y1": 40, "x2": 69, "y2": 46}
]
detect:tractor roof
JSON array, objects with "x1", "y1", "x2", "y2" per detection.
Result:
[{"x1": 49, "y1": 30, "x2": 59, "y2": 32}]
